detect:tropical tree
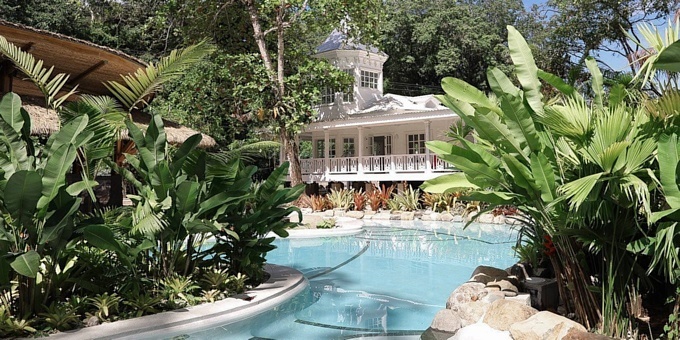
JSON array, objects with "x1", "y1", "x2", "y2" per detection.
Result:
[{"x1": 422, "y1": 26, "x2": 671, "y2": 336}]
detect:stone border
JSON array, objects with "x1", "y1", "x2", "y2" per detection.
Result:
[
  {"x1": 274, "y1": 216, "x2": 365, "y2": 238},
  {"x1": 299, "y1": 208, "x2": 521, "y2": 224},
  {"x1": 46, "y1": 264, "x2": 308, "y2": 340}
]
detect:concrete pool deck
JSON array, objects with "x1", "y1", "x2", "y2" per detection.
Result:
[{"x1": 47, "y1": 264, "x2": 308, "y2": 340}]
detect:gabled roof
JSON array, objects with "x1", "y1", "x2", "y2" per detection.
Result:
[
  {"x1": 355, "y1": 94, "x2": 443, "y2": 115},
  {"x1": 315, "y1": 30, "x2": 386, "y2": 55}
]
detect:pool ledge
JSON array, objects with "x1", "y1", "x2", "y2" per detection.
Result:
[
  {"x1": 47, "y1": 264, "x2": 308, "y2": 340},
  {"x1": 272, "y1": 217, "x2": 365, "y2": 239}
]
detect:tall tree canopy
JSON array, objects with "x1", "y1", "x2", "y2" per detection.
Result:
[{"x1": 380, "y1": 0, "x2": 525, "y2": 92}]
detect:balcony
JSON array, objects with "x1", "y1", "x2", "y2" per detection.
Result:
[{"x1": 299, "y1": 154, "x2": 456, "y2": 183}]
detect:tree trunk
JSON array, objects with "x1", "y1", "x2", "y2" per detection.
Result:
[{"x1": 281, "y1": 126, "x2": 302, "y2": 186}]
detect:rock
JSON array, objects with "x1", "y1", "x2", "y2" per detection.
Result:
[
  {"x1": 300, "y1": 207, "x2": 313, "y2": 214},
  {"x1": 487, "y1": 279, "x2": 519, "y2": 297},
  {"x1": 323, "y1": 209, "x2": 334, "y2": 217},
  {"x1": 439, "y1": 213, "x2": 454, "y2": 221},
  {"x1": 471, "y1": 266, "x2": 509, "y2": 279},
  {"x1": 373, "y1": 212, "x2": 391, "y2": 220},
  {"x1": 451, "y1": 302, "x2": 488, "y2": 325},
  {"x1": 481, "y1": 291, "x2": 506, "y2": 304},
  {"x1": 389, "y1": 213, "x2": 401, "y2": 220},
  {"x1": 483, "y1": 299, "x2": 538, "y2": 331},
  {"x1": 345, "y1": 211, "x2": 364, "y2": 219},
  {"x1": 446, "y1": 282, "x2": 487, "y2": 309},
  {"x1": 506, "y1": 293, "x2": 531, "y2": 306},
  {"x1": 509, "y1": 311, "x2": 587, "y2": 340},
  {"x1": 333, "y1": 209, "x2": 346, "y2": 217},
  {"x1": 449, "y1": 323, "x2": 513, "y2": 340},
  {"x1": 493, "y1": 215, "x2": 506, "y2": 224},
  {"x1": 401, "y1": 211, "x2": 415, "y2": 220},
  {"x1": 469, "y1": 273, "x2": 497, "y2": 284},
  {"x1": 300, "y1": 214, "x2": 324, "y2": 227},
  {"x1": 86, "y1": 316, "x2": 100, "y2": 327},
  {"x1": 429, "y1": 309, "x2": 462, "y2": 333},
  {"x1": 562, "y1": 328, "x2": 613, "y2": 340},
  {"x1": 421, "y1": 213, "x2": 433, "y2": 221},
  {"x1": 430, "y1": 212, "x2": 440, "y2": 221},
  {"x1": 363, "y1": 214, "x2": 373, "y2": 220},
  {"x1": 452, "y1": 214, "x2": 464, "y2": 222},
  {"x1": 420, "y1": 327, "x2": 454, "y2": 340},
  {"x1": 478, "y1": 213, "x2": 495, "y2": 223}
]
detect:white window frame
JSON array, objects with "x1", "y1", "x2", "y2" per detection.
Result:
[
  {"x1": 329, "y1": 138, "x2": 336, "y2": 158},
  {"x1": 407, "y1": 133, "x2": 426, "y2": 154},
  {"x1": 315, "y1": 140, "x2": 325, "y2": 158},
  {"x1": 320, "y1": 87, "x2": 334, "y2": 105},
  {"x1": 342, "y1": 137, "x2": 355, "y2": 157},
  {"x1": 360, "y1": 70, "x2": 379, "y2": 89}
]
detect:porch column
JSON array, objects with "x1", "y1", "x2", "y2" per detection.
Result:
[
  {"x1": 357, "y1": 126, "x2": 364, "y2": 175},
  {"x1": 425, "y1": 120, "x2": 432, "y2": 173},
  {"x1": 324, "y1": 129, "x2": 330, "y2": 178}
]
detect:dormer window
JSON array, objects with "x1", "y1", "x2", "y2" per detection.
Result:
[{"x1": 360, "y1": 70, "x2": 379, "y2": 89}]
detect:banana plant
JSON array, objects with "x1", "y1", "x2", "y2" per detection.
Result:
[{"x1": 0, "y1": 93, "x2": 96, "y2": 316}]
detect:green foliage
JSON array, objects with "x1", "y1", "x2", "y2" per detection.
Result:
[
  {"x1": 88, "y1": 293, "x2": 122, "y2": 321},
  {"x1": 421, "y1": 26, "x2": 677, "y2": 335},
  {"x1": 422, "y1": 192, "x2": 459, "y2": 213},
  {"x1": 316, "y1": 219, "x2": 336, "y2": 229},
  {"x1": 381, "y1": 0, "x2": 522, "y2": 92},
  {"x1": 39, "y1": 302, "x2": 79, "y2": 331},
  {"x1": 122, "y1": 293, "x2": 161, "y2": 318},
  {"x1": 327, "y1": 189, "x2": 353, "y2": 210},
  {"x1": 159, "y1": 275, "x2": 199, "y2": 307},
  {"x1": 392, "y1": 186, "x2": 421, "y2": 211}
]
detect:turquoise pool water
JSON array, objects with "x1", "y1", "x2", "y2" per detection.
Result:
[{"x1": 176, "y1": 220, "x2": 517, "y2": 339}]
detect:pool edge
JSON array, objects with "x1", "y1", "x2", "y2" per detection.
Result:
[{"x1": 46, "y1": 264, "x2": 308, "y2": 340}]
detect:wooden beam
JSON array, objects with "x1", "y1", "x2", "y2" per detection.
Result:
[
  {"x1": 0, "y1": 61, "x2": 14, "y2": 95},
  {"x1": 21, "y1": 41, "x2": 35, "y2": 52},
  {"x1": 67, "y1": 59, "x2": 108, "y2": 85}
]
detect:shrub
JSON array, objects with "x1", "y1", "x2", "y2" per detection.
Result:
[
  {"x1": 353, "y1": 190, "x2": 367, "y2": 211},
  {"x1": 366, "y1": 189, "x2": 382, "y2": 211},
  {"x1": 392, "y1": 186, "x2": 421, "y2": 211},
  {"x1": 317, "y1": 219, "x2": 336, "y2": 229},
  {"x1": 327, "y1": 188, "x2": 353, "y2": 210}
]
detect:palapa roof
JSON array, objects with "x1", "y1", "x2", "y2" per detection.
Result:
[
  {"x1": 1, "y1": 20, "x2": 216, "y2": 148},
  {"x1": 23, "y1": 103, "x2": 216, "y2": 148},
  {"x1": 0, "y1": 19, "x2": 146, "y2": 98}
]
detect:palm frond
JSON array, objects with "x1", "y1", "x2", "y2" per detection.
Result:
[
  {"x1": 0, "y1": 35, "x2": 76, "y2": 109},
  {"x1": 105, "y1": 41, "x2": 215, "y2": 111}
]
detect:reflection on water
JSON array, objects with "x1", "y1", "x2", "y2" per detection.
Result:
[{"x1": 173, "y1": 221, "x2": 518, "y2": 340}]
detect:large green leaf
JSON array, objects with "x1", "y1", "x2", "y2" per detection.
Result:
[
  {"x1": 170, "y1": 134, "x2": 202, "y2": 175},
  {"x1": 502, "y1": 154, "x2": 538, "y2": 195},
  {"x1": 487, "y1": 67, "x2": 520, "y2": 98},
  {"x1": 654, "y1": 40, "x2": 680, "y2": 72},
  {"x1": 47, "y1": 115, "x2": 90, "y2": 151},
  {"x1": 465, "y1": 191, "x2": 519, "y2": 205},
  {"x1": 658, "y1": 133, "x2": 680, "y2": 209},
  {"x1": 151, "y1": 162, "x2": 174, "y2": 200},
  {"x1": 507, "y1": 25, "x2": 543, "y2": 116},
  {"x1": 10, "y1": 250, "x2": 40, "y2": 278},
  {"x1": 83, "y1": 225, "x2": 126, "y2": 253},
  {"x1": 537, "y1": 70, "x2": 583, "y2": 102},
  {"x1": 559, "y1": 173, "x2": 604, "y2": 210},
  {"x1": 5, "y1": 170, "x2": 42, "y2": 226},
  {"x1": 176, "y1": 180, "x2": 199, "y2": 214},
  {"x1": 0, "y1": 92, "x2": 24, "y2": 133},
  {"x1": 39, "y1": 144, "x2": 78, "y2": 209},
  {"x1": 530, "y1": 153, "x2": 556, "y2": 202},
  {"x1": 500, "y1": 94, "x2": 541, "y2": 153},
  {"x1": 421, "y1": 172, "x2": 478, "y2": 193},
  {"x1": 585, "y1": 57, "x2": 604, "y2": 109},
  {"x1": 440, "y1": 78, "x2": 501, "y2": 114}
]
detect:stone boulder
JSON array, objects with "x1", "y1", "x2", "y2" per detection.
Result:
[
  {"x1": 345, "y1": 211, "x2": 364, "y2": 219},
  {"x1": 509, "y1": 311, "x2": 587, "y2": 340},
  {"x1": 451, "y1": 301, "x2": 488, "y2": 326},
  {"x1": 478, "y1": 213, "x2": 495, "y2": 223},
  {"x1": 429, "y1": 309, "x2": 462, "y2": 333},
  {"x1": 439, "y1": 213, "x2": 454, "y2": 221},
  {"x1": 446, "y1": 282, "x2": 487, "y2": 309},
  {"x1": 401, "y1": 211, "x2": 415, "y2": 220},
  {"x1": 420, "y1": 327, "x2": 454, "y2": 340},
  {"x1": 470, "y1": 266, "x2": 509, "y2": 279},
  {"x1": 469, "y1": 272, "x2": 497, "y2": 284},
  {"x1": 372, "y1": 212, "x2": 391, "y2": 220},
  {"x1": 483, "y1": 299, "x2": 538, "y2": 331},
  {"x1": 486, "y1": 278, "x2": 519, "y2": 297},
  {"x1": 449, "y1": 323, "x2": 512, "y2": 340}
]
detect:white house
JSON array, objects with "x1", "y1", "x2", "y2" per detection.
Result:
[{"x1": 290, "y1": 31, "x2": 460, "y2": 191}]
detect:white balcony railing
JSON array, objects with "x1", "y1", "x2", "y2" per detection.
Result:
[{"x1": 300, "y1": 154, "x2": 455, "y2": 175}]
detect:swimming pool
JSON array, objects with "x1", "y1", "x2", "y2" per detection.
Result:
[{"x1": 176, "y1": 220, "x2": 518, "y2": 339}]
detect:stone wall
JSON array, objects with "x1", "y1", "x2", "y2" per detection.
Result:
[
  {"x1": 421, "y1": 265, "x2": 607, "y2": 340},
  {"x1": 297, "y1": 208, "x2": 522, "y2": 225}
]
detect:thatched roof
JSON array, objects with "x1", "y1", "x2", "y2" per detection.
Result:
[
  {"x1": 0, "y1": 20, "x2": 146, "y2": 98},
  {"x1": 23, "y1": 103, "x2": 216, "y2": 148},
  {"x1": 1, "y1": 20, "x2": 216, "y2": 148}
]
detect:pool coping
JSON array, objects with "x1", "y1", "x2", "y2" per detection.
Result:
[
  {"x1": 272, "y1": 217, "x2": 365, "y2": 239},
  {"x1": 46, "y1": 264, "x2": 308, "y2": 340}
]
